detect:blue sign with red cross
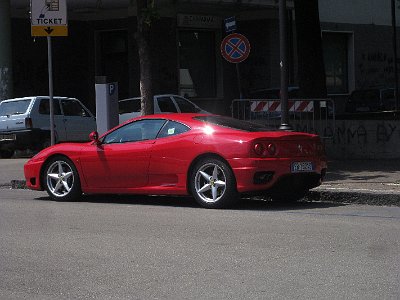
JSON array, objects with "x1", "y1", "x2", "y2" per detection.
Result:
[{"x1": 220, "y1": 33, "x2": 251, "y2": 63}]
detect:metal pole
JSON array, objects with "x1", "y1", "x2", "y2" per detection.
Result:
[
  {"x1": 47, "y1": 36, "x2": 55, "y2": 145},
  {"x1": 391, "y1": 0, "x2": 399, "y2": 111},
  {"x1": 279, "y1": 0, "x2": 291, "y2": 130},
  {"x1": 0, "y1": 0, "x2": 13, "y2": 100},
  {"x1": 236, "y1": 63, "x2": 243, "y2": 99}
]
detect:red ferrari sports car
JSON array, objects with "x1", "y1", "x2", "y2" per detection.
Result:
[{"x1": 24, "y1": 114, "x2": 327, "y2": 208}]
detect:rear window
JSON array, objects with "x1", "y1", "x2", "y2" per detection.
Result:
[
  {"x1": 194, "y1": 116, "x2": 275, "y2": 132},
  {"x1": 0, "y1": 99, "x2": 31, "y2": 116}
]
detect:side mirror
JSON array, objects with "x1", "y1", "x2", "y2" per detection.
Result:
[{"x1": 89, "y1": 131, "x2": 100, "y2": 144}]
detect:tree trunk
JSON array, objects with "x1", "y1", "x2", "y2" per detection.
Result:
[
  {"x1": 294, "y1": 0, "x2": 327, "y2": 98},
  {"x1": 136, "y1": 0, "x2": 154, "y2": 115}
]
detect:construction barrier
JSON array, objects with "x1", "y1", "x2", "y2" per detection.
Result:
[{"x1": 231, "y1": 98, "x2": 336, "y2": 139}]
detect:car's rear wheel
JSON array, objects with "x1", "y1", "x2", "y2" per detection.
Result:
[
  {"x1": 43, "y1": 156, "x2": 82, "y2": 201},
  {"x1": 190, "y1": 157, "x2": 238, "y2": 208},
  {"x1": 42, "y1": 138, "x2": 51, "y2": 150}
]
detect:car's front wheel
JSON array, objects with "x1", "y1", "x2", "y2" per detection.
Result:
[
  {"x1": 190, "y1": 157, "x2": 238, "y2": 208},
  {"x1": 42, "y1": 156, "x2": 82, "y2": 201}
]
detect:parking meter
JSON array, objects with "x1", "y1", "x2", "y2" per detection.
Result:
[{"x1": 95, "y1": 77, "x2": 118, "y2": 135}]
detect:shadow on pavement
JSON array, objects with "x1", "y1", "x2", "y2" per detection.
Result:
[{"x1": 32, "y1": 194, "x2": 346, "y2": 211}]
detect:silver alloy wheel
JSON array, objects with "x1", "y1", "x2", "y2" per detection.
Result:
[
  {"x1": 46, "y1": 160, "x2": 75, "y2": 197},
  {"x1": 194, "y1": 162, "x2": 227, "y2": 203}
]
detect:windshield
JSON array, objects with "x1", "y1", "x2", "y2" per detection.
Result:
[
  {"x1": 194, "y1": 116, "x2": 275, "y2": 132},
  {"x1": 0, "y1": 99, "x2": 31, "y2": 116}
]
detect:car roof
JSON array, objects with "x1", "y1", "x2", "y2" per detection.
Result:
[
  {"x1": 133, "y1": 113, "x2": 209, "y2": 123},
  {"x1": 119, "y1": 94, "x2": 185, "y2": 102},
  {"x1": 0, "y1": 96, "x2": 77, "y2": 102}
]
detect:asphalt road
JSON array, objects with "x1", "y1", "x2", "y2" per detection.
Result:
[{"x1": 1, "y1": 189, "x2": 400, "y2": 299}]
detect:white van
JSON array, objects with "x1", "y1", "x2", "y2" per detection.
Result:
[
  {"x1": 118, "y1": 94, "x2": 209, "y2": 123},
  {"x1": 0, "y1": 96, "x2": 96, "y2": 158}
]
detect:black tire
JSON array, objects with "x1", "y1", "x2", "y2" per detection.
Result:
[
  {"x1": 189, "y1": 157, "x2": 238, "y2": 208},
  {"x1": 0, "y1": 150, "x2": 14, "y2": 158},
  {"x1": 42, "y1": 138, "x2": 51, "y2": 150},
  {"x1": 42, "y1": 156, "x2": 82, "y2": 201}
]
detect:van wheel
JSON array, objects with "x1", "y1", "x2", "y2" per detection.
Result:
[
  {"x1": 42, "y1": 138, "x2": 51, "y2": 150},
  {"x1": 0, "y1": 150, "x2": 14, "y2": 158},
  {"x1": 42, "y1": 156, "x2": 82, "y2": 201}
]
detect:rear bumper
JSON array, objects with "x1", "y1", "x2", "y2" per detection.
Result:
[{"x1": 228, "y1": 156, "x2": 327, "y2": 193}]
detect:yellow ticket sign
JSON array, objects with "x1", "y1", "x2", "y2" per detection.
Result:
[
  {"x1": 31, "y1": 25, "x2": 68, "y2": 37},
  {"x1": 30, "y1": 0, "x2": 68, "y2": 37}
]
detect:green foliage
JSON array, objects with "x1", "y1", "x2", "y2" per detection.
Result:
[{"x1": 140, "y1": 0, "x2": 160, "y2": 26}]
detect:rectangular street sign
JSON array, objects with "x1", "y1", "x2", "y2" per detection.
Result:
[
  {"x1": 30, "y1": 0, "x2": 68, "y2": 37},
  {"x1": 224, "y1": 16, "x2": 236, "y2": 33}
]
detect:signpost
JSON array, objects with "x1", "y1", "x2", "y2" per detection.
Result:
[
  {"x1": 30, "y1": 0, "x2": 68, "y2": 145},
  {"x1": 220, "y1": 33, "x2": 251, "y2": 64},
  {"x1": 221, "y1": 32, "x2": 250, "y2": 98},
  {"x1": 224, "y1": 16, "x2": 236, "y2": 33},
  {"x1": 31, "y1": 0, "x2": 68, "y2": 37}
]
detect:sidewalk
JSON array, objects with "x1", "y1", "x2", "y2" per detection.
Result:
[{"x1": 1, "y1": 158, "x2": 399, "y2": 206}]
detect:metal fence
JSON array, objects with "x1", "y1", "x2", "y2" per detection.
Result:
[{"x1": 231, "y1": 98, "x2": 336, "y2": 139}]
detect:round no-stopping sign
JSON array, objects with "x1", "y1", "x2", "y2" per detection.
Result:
[{"x1": 220, "y1": 33, "x2": 251, "y2": 63}]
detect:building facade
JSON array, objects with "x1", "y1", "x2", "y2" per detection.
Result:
[{"x1": 2, "y1": 0, "x2": 399, "y2": 115}]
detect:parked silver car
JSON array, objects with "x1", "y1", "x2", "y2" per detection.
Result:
[
  {"x1": 0, "y1": 96, "x2": 96, "y2": 158},
  {"x1": 118, "y1": 94, "x2": 209, "y2": 123}
]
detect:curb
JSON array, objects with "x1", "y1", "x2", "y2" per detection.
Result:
[{"x1": 307, "y1": 190, "x2": 400, "y2": 207}]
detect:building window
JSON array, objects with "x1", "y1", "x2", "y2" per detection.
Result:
[
  {"x1": 323, "y1": 32, "x2": 349, "y2": 94},
  {"x1": 178, "y1": 30, "x2": 216, "y2": 98}
]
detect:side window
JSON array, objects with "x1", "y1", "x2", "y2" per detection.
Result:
[
  {"x1": 102, "y1": 119, "x2": 166, "y2": 144},
  {"x1": 61, "y1": 100, "x2": 90, "y2": 117},
  {"x1": 39, "y1": 99, "x2": 61, "y2": 115},
  {"x1": 157, "y1": 97, "x2": 178, "y2": 113},
  {"x1": 119, "y1": 98, "x2": 141, "y2": 114},
  {"x1": 173, "y1": 96, "x2": 201, "y2": 113},
  {"x1": 158, "y1": 120, "x2": 190, "y2": 138}
]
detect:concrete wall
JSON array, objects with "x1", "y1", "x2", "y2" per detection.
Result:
[
  {"x1": 322, "y1": 120, "x2": 400, "y2": 159},
  {"x1": 319, "y1": 0, "x2": 400, "y2": 26}
]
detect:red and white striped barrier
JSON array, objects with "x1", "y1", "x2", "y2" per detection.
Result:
[{"x1": 250, "y1": 100, "x2": 314, "y2": 112}]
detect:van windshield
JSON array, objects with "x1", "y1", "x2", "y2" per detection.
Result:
[{"x1": 0, "y1": 99, "x2": 31, "y2": 116}]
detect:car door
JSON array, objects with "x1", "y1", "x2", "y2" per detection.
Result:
[
  {"x1": 79, "y1": 119, "x2": 166, "y2": 189},
  {"x1": 148, "y1": 120, "x2": 192, "y2": 188},
  {"x1": 36, "y1": 98, "x2": 67, "y2": 142},
  {"x1": 60, "y1": 98, "x2": 96, "y2": 141}
]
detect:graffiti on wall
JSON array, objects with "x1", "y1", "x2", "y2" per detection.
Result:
[{"x1": 292, "y1": 121, "x2": 399, "y2": 145}]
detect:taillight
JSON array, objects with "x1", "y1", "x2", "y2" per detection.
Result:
[
  {"x1": 253, "y1": 142, "x2": 276, "y2": 157},
  {"x1": 266, "y1": 143, "x2": 276, "y2": 155},
  {"x1": 25, "y1": 117, "x2": 33, "y2": 129},
  {"x1": 315, "y1": 141, "x2": 325, "y2": 155},
  {"x1": 254, "y1": 143, "x2": 265, "y2": 156}
]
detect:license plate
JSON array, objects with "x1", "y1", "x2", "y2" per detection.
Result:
[
  {"x1": 291, "y1": 161, "x2": 314, "y2": 173},
  {"x1": 0, "y1": 134, "x2": 16, "y2": 141}
]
